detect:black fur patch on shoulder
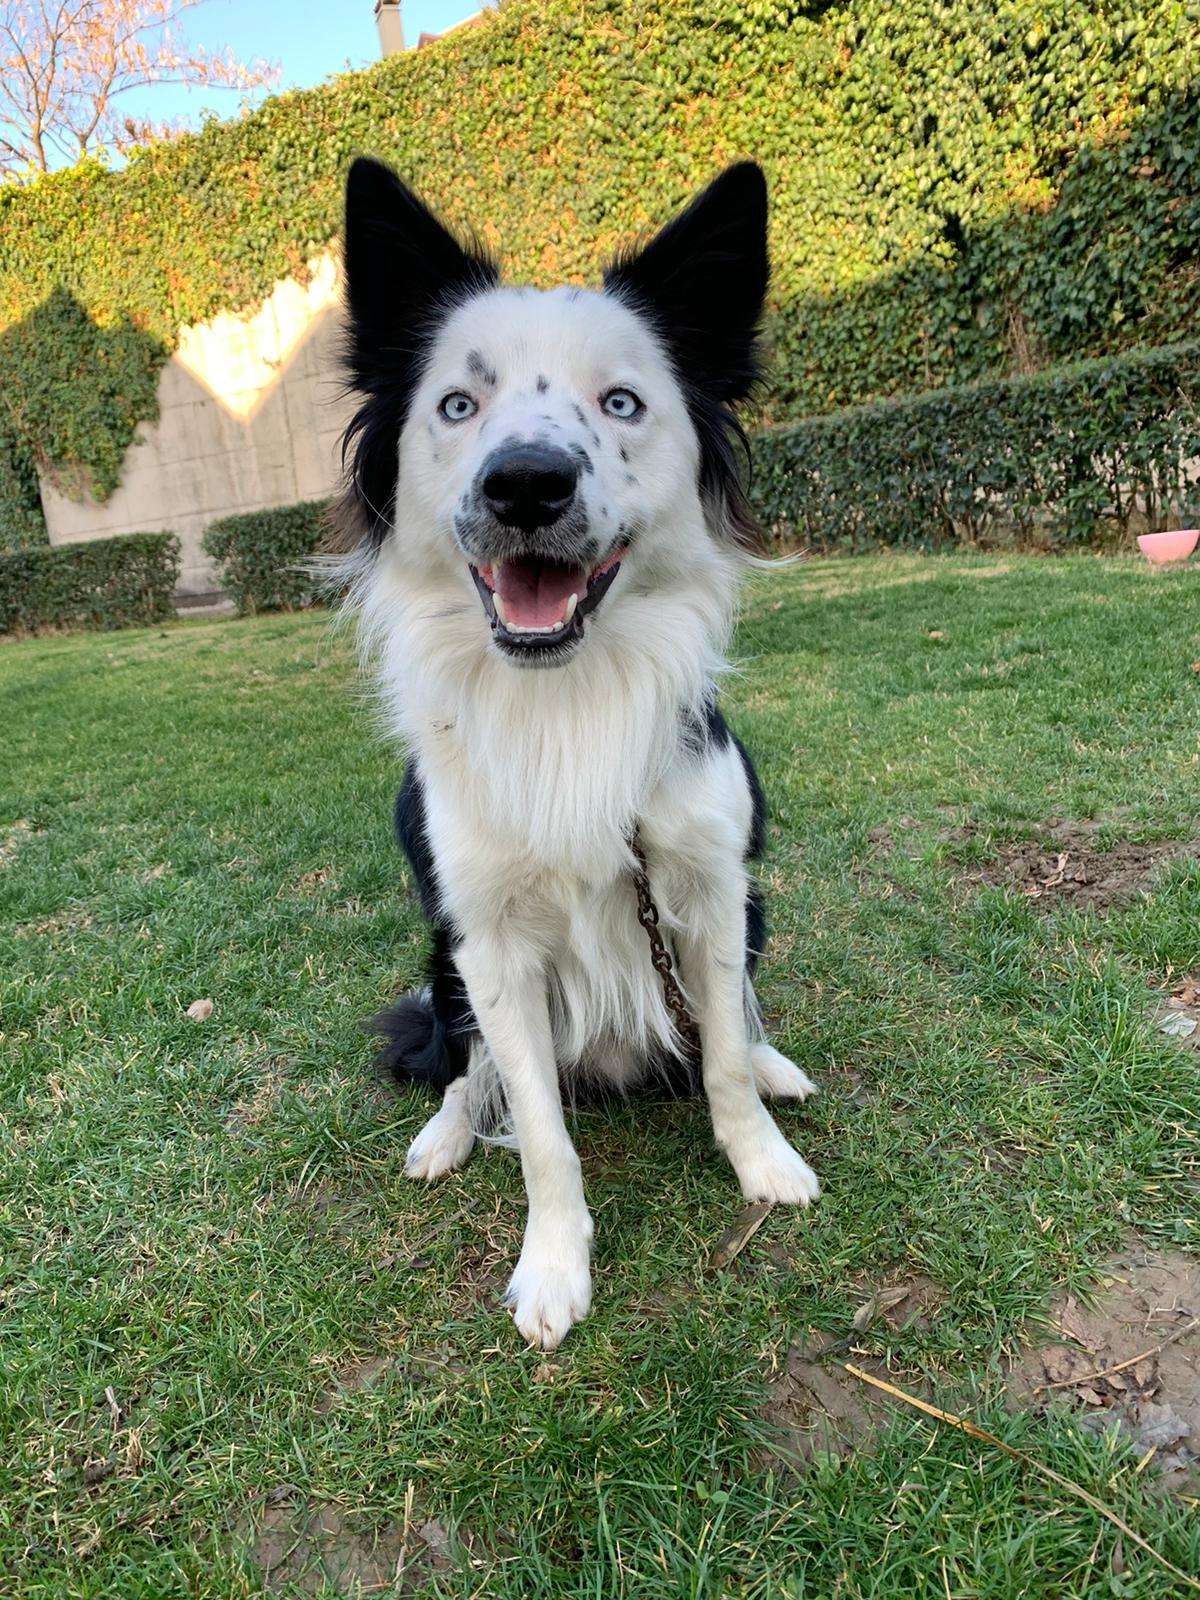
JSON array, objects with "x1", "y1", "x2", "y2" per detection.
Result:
[{"x1": 331, "y1": 158, "x2": 498, "y2": 551}]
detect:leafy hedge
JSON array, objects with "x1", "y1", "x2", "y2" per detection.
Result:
[
  {"x1": 0, "y1": 532, "x2": 179, "y2": 633},
  {"x1": 752, "y1": 340, "x2": 1200, "y2": 551},
  {"x1": 3, "y1": 0, "x2": 1200, "y2": 545},
  {"x1": 202, "y1": 500, "x2": 328, "y2": 615}
]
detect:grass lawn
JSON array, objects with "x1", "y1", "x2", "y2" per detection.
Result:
[{"x1": 3, "y1": 552, "x2": 1199, "y2": 1598}]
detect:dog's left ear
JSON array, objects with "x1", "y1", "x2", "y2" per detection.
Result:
[
  {"x1": 603, "y1": 162, "x2": 768, "y2": 404},
  {"x1": 333, "y1": 158, "x2": 498, "y2": 549}
]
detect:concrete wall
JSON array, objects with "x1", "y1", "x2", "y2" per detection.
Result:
[{"x1": 40, "y1": 254, "x2": 355, "y2": 597}]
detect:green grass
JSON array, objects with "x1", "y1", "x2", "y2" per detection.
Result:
[{"x1": 2, "y1": 553, "x2": 1198, "y2": 1598}]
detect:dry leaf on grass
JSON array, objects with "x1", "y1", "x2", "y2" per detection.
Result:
[
  {"x1": 708, "y1": 1201, "x2": 773, "y2": 1270},
  {"x1": 186, "y1": 998, "x2": 213, "y2": 1022},
  {"x1": 851, "y1": 1284, "x2": 912, "y2": 1332}
]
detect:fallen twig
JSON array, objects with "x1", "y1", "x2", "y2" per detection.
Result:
[
  {"x1": 842, "y1": 1363, "x2": 1200, "y2": 1594},
  {"x1": 1034, "y1": 1315, "x2": 1199, "y2": 1395}
]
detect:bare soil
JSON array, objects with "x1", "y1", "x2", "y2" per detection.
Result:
[
  {"x1": 961, "y1": 821, "x2": 1200, "y2": 910},
  {"x1": 241, "y1": 1492, "x2": 455, "y2": 1596},
  {"x1": 762, "y1": 1274, "x2": 945, "y2": 1461},
  {"x1": 763, "y1": 1247, "x2": 1199, "y2": 1493},
  {"x1": 1008, "y1": 1242, "x2": 1200, "y2": 1490},
  {"x1": 870, "y1": 817, "x2": 1200, "y2": 911}
]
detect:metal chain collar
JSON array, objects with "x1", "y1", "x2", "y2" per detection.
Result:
[{"x1": 630, "y1": 830, "x2": 703, "y2": 1065}]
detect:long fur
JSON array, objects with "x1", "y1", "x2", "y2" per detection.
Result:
[{"x1": 332, "y1": 158, "x2": 820, "y2": 1349}]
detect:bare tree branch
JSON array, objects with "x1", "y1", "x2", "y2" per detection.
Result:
[{"x1": 0, "y1": 0, "x2": 277, "y2": 177}]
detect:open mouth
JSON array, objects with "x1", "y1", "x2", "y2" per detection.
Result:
[{"x1": 469, "y1": 546, "x2": 627, "y2": 658}]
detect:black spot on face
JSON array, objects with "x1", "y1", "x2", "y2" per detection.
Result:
[
  {"x1": 568, "y1": 442, "x2": 595, "y2": 476},
  {"x1": 571, "y1": 403, "x2": 587, "y2": 426},
  {"x1": 536, "y1": 375, "x2": 549, "y2": 394},
  {"x1": 619, "y1": 444, "x2": 628, "y2": 462},
  {"x1": 466, "y1": 350, "x2": 497, "y2": 387},
  {"x1": 625, "y1": 471, "x2": 638, "y2": 486}
]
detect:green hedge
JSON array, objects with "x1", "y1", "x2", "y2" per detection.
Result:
[
  {"x1": 0, "y1": 532, "x2": 179, "y2": 633},
  {"x1": 202, "y1": 500, "x2": 328, "y2": 615},
  {"x1": 3, "y1": 0, "x2": 1200, "y2": 545},
  {"x1": 752, "y1": 340, "x2": 1200, "y2": 551}
]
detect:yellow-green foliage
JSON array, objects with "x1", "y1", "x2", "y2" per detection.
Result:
[{"x1": 2, "y1": 0, "x2": 1199, "y2": 545}]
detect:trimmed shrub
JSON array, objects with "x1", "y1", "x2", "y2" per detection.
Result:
[
  {"x1": 752, "y1": 341, "x2": 1200, "y2": 551},
  {"x1": 202, "y1": 500, "x2": 328, "y2": 615},
  {"x1": 2, "y1": 1, "x2": 1200, "y2": 541},
  {"x1": 0, "y1": 533, "x2": 179, "y2": 634}
]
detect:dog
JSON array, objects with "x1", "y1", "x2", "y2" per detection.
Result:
[{"x1": 332, "y1": 156, "x2": 819, "y2": 1350}]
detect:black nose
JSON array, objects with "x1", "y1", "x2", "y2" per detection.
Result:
[{"x1": 480, "y1": 444, "x2": 578, "y2": 531}]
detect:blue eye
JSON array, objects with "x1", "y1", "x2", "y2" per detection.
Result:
[
  {"x1": 439, "y1": 391, "x2": 477, "y2": 422},
  {"x1": 601, "y1": 387, "x2": 644, "y2": 420}
]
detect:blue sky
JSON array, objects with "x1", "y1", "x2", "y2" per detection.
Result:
[{"x1": 119, "y1": 0, "x2": 482, "y2": 137}]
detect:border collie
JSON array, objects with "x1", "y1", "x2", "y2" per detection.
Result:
[{"x1": 333, "y1": 157, "x2": 819, "y2": 1350}]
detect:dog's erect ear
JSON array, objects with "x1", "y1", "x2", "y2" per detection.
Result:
[
  {"x1": 334, "y1": 159, "x2": 498, "y2": 548},
  {"x1": 603, "y1": 162, "x2": 768, "y2": 404},
  {"x1": 604, "y1": 164, "x2": 769, "y2": 550},
  {"x1": 342, "y1": 156, "x2": 497, "y2": 399}
]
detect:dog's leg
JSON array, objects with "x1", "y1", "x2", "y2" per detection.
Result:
[
  {"x1": 455, "y1": 942, "x2": 592, "y2": 1350},
  {"x1": 679, "y1": 875, "x2": 820, "y2": 1205},
  {"x1": 405, "y1": 1070, "x2": 477, "y2": 1180}
]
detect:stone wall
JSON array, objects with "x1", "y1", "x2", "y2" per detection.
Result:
[{"x1": 40, "y1": 255, "x2": 354, "y2": 598}]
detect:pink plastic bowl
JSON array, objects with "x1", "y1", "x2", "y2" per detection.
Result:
[{"x1": 1137, "y1": 528, "x2": 1199, "y2": 563}]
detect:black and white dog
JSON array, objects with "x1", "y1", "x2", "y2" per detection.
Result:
[{"x1": 334, "y1": 158, "x2": 819, "y2": 1349}]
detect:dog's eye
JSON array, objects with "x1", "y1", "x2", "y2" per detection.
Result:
[
  {"x1": 601, "y1": 388, "x2": 644, "y2": 420},
  {"x1": 439, "y1": 391, "x2": 477, "y2": 422}
]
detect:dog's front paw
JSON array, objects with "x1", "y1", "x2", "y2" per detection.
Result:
[
  {"x1": 749, "y1": 1042, "x2": 818, "y2": 1101},
  {"x1": 504, "y1": 1222, "x2": 593, "y2": 1351},
  {"x1": 404, "y1": 1102, "x2": 475, "y2": 1181},
  {"x1": 728, "y1": 1122, "x2": 821, "y2": 1206}
]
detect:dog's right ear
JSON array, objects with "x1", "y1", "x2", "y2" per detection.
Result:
[
  {"x1": 334, "y1": 159, "x2": 497, "y2": 549},
  {"x1": 342, "y1": 157, "x2": 497, "y2": 401}
]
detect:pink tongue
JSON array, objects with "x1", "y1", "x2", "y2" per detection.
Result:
[{"x1": 496, "y1": 558, "x2": 586, "y2": 629}]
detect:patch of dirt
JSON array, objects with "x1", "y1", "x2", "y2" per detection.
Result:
[
  {"x1": 280, "y1": 867, "x2": 340, "y2": 898},
  {"x1": 239, "y1": 1491, "x2": 458, "y2": 1596},
  {"x1": 0, "y1": 818, "x2": 37, "y2": 867},
  {"x1": 312, "y1": 1344, "x2": 467, "y2": 1417},
  {"x1": 1008, "y1": 1243, "x2": 1200, "y2": 1490},
  {"x1": 15, "y1": 907, "x2": 93, "y2": 938},
  {"x1": 868, "y1": 816, "x2": 1200, "y2": 911},
  {"x1": 312, "y1": 1354, "x2": 396, "y2": 1415},
  {"x1": 959, "y1": 821, "x2": 1200, "y2": 910},
  {"x1": 226, "y1": 1056, "x2": 292, "y2": 1130},
  {"x1": 762, "y1": 1275, "x2": 945, "y2": 1460}
]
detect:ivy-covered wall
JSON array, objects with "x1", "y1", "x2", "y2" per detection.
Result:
[{"x1": 2, "y1": 0, "x2": 1199, "y2": 547}]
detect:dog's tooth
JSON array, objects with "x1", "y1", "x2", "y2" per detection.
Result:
[
  {"x1": 493, "y1": 592, "x2": 508, "y2": 626},
  {"x1": 564, "y1": 592, "x2": 578, "y2": 622}
]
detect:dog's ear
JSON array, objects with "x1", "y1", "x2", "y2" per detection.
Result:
[
  {"x1": 342, "y1": 157, "x2": 497, "y2": 399},
  {"x1": 604, "y1": 164, "x2": 769, "y2": 550},
  {"x1": 603, "y1": 162, "x2": 768, "y2": 404},
  {"x1": 334, "y1": 159, "x2": 497, "y2": 548}
]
